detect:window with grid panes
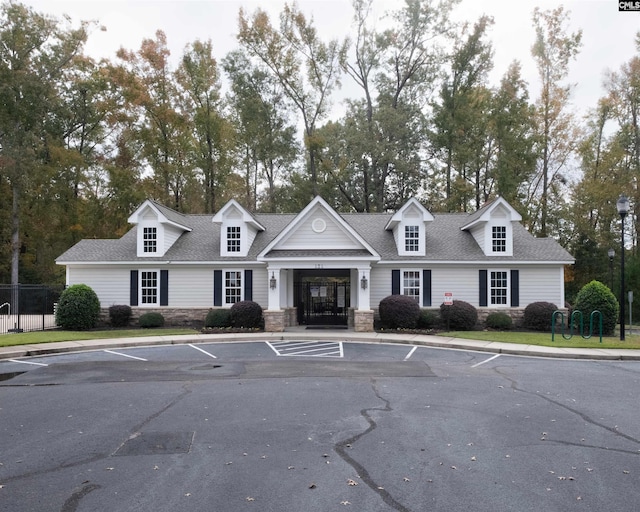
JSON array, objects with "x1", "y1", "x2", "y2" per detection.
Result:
[
  {"x1": 492, "y1": 226, "x2": 506, "y2": 252},
  {"x1": 225, "y1": 271, "x2": 242, "y2": 304},
  {"x1": 227, "y1": 226, "x2": 241, "y2": 252},
  {"x1": 405, "y1": 225, "x2": 419, "y2": 252},
  {"x1": 141, "y1": 271, "x2": 158, "y2": 304},
  {"x1": 490, "y1": 271, "x2": 508, "y2": 305},
  {"x1": 143, "y1": 227, "x2": 157, "y2": 253},
  {"x1": 403, "y1": 270, "x2": 420, "y2": 303}
]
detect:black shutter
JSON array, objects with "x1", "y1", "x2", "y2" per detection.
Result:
[
  {"x1": 160, "y1": 270, "x2": 169, "y2": 306},
  {"x1": 244, "y1": 269, "x2": 253, "y2": 301},
  {"x1": 510, "y1": 270, "x2": 519, "y2": 307},
  {"x1": 479, "y1": 270, "x2": 488, "y2": 307},
  {"x1": 213, "y1": 270, "x2": 222, "y2": 306},
  {"x1": 130, "y1": 270, "x2": 138, "y2": 306},
  {"x1": 392, "y1": 270, "x2": 400, "y2": 295},
  {"x1": 423, "y1": 270, "x2": 432, "y2": 307}
]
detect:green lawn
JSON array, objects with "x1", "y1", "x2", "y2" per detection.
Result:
[
  {"x1": 1, "y1": 327, "x2": 639, "y2": 350},
  {"x1": 443, "y1": 330, "x2": 640, "y2": 349},
  {"x1": 0, "y1": 328, "x2": 199, "y2": 348}
]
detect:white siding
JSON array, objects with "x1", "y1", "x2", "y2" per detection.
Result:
[
  {"x1": 166, "y1": 267, "x2": 213, "y2": 307},
  {"x1": 68, "y1": 266, "x2": 131, "y2": 306},
  {"x1": 519, "y1": 266, "x2": 564, "y2": 306},
  {"x1": 280, "y1": 208, "x2": 360, "y2": 249},
  {"x1": 163, "y1": 225, "x2": 183, "y2": 253},
  {"x1": 432, "y1": 266, "x2": 478, "y2": 305}
]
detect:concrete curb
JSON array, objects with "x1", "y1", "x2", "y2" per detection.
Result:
[{"x1": 2, "y1": 331, "x2": 640, "y2": 361}]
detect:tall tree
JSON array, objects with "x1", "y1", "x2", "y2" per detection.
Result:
[
  {"x1": 0, "y1": 1, "x2": 90, "y2": 284},
  {"x1": 529, "y1": 6, "x2": 582, "y2": 237},
  {"x1": 223, "y1": 49, "x2": 298, "y2": 212},
  {"x1": 237, "y1": 3, "x2": 347, "y2": 199},
  {"x1": 176, "y1": 39, "x2": 233, "y2": 213}
]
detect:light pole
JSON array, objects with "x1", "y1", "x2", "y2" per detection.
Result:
[
  {"x1": 608, "y1": 248, "x2": 615, "y2": 291},
  {"x1": 617, "y1": 195, "x2": 630, "y2": 340}
]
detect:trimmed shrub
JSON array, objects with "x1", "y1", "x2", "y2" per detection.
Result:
[
  {"x1": 523, "y1": 301, "x2": 557, "y2": 331},
  {"x1": 439, "y1": 300, "x2": 477, "y2": 331},
  {"x1": 485, "y1": 311, "x2": 513, "y2": 330},
  {"x1": 379, "y1": 295, "x2": 421, "y2": 329},
  {"x1": 55, "y1": 284, "x2": 101, "y2": 330},
  {"x1": 417, "y1": 309, "x2": 439, "y2": 330},
  {"x1": 139, "y1": 312, "x2": 165, "y2": 328},
  {"x1": 573, "y1": 280, "x2": 618, "y2": 335},
  {"x1": 109, "y1": 304, "x2": 132, "y2": 327},
  {"x1": 229, "y1": 301, "x2": 263, "y2": 329},
  {"x1": 205, "y1": 308, "x2": 231, "y2": 328}
]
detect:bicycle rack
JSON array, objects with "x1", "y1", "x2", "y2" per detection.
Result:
[{"x1": 552, "y1": 310, "x2": 603, "y2": 343}]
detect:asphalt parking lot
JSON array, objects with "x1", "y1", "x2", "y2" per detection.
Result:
[{"x1": 1, "y1": 340, "x2": 639, "y2": 512}]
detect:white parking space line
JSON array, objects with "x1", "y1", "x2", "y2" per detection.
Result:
[
  {"x1": 188, "y1": 344, "x2": 217, "y2": 359},
  {"x1": 404, "y1": 346, "x2": 418, "y2": 360},
  {"x1": 103, "y1": 349, "x2": 147, "y2": 361},
  {"x1": 471, "y1": 354, "x2": 501, "y2": 368},
  {"x1": 8, "y1": 359, "x2": 48, "y2": 366},
  {"x1": 265, "y1": 340, "x2": 343, "y2": 357}
]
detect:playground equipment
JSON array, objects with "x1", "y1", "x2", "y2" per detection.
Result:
[{"x1": 551, "y1": 310, "x2": 603, "y2": 343}]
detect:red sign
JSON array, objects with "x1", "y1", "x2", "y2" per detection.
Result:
[{"x1": 444, "y1": 292, "x2": 453, "y2": 306}]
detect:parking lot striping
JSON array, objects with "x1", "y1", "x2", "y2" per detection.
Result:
[
  {"x1": 8, "y1": 359, "x2": 48, "y2": 366},
  {"x1": 188, "y1": 344, "x2": 217, "y2": 359},
  {"x1": 404, "y1": 346, "x2": 418, "y2": 360},
  {"x1": 265, "y1": 340, "x2": 344, "y2": 357},
  {"x1": 471, "y1": 354, "x2": 501, "y2": 368},
  {"x1": 103, "y1": 349, "x2": 147, "y2": 361}
]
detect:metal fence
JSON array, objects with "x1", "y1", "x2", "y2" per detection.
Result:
[{"x1": 0, "y1": 284, "x2": 65, "y2": 334}]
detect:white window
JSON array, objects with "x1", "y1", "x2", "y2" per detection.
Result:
[
  {"x1": 405, "y1": 225, "x2": 419, "y2": 252},
  {"x1": 141, "y1": 271, "x2": 158, "y2": 305},
  {"x1": 402, "y1": 270, "x2": 420, "y2": 303},
  {"x1": 225, "y1": 270, "x2": 242, "y2": 304},
  {"x1": 143, "y1": 227, "x2": 157, "y2": 253},
  {"x1": 492, "y1": 226, "x2": 506, "y2": 253},
  {"x1": 227, "y1": 226, "x2": 241, "y2": 253},
  {"x1": 490, "y1": 271, "x2": 508, "y2": 305}
]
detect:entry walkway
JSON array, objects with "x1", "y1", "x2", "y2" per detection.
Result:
[{"x1": 1, "y1": 329, "x2": 639, "y2": 361}]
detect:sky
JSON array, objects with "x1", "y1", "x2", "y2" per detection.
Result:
[{"x1": 17, "y1": 0, "x2": 640, "y2": 120}]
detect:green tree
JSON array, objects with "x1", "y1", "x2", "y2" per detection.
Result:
[
  {"x1": 238, "y1": 3, "x2": 347, "y2": 199},
  {"x1": 529, "y1": 6, "x2": 582, "y2": 237}
]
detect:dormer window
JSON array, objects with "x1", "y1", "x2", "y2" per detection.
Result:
[
  {"x1": 227, "y1": 226, "x2": 241, "y2": 253},
  {"x1": 143, "y1": 227, "x2": 157, "y2": 253},
  {"x1": 492, "y1": 226, "x2": 506, "y2": 253},
  {"x1": 405, "y1": 226, "x2": 420, "y2": 252}
]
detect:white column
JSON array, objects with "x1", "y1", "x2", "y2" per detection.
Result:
[
  {"x1": 267, "y1": 267, "x2": 281, "y2": 310},
  {"x1": 357, "y1": 267, "x2": 371, "y2": 310}
]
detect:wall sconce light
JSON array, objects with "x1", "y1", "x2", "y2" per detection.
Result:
[
  {"x1": 270, "y1": 271, "x2": 277, "y2": 290},
  {"x1": 360, "y1": 275, "x2": 368, "y2": 290}
]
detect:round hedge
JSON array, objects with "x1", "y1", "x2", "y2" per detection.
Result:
[
  {"x1": 205, "y1": 308, "x2": 231, "y2": 328},
  {"x1": 573, "y1": 280, "x2": 618, "y2": 336},
  {"x1": 139, "y1": 312, "x2": 165, "y2": 328},
  {"x1": 55, "y1": 284, "x2": 101, "y2": 330},
  {"x1": 379, "y1": 295, "x2": 421, "y2": 329},
  {"x1": 439, "y1": 300, "x2": 478, "y2": 330},
  {"x1": 523, "y1": 301, "x2": 557, "y2": 331},
  {"x1": 229, "y1": 301, "x2": 263, "y2": 329},
  {"x1": 485, "y1": 311, "x2": 513, "y2": 330}
]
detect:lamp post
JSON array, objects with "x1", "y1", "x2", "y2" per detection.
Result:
[
  {"x1": 617, "y1": 195, "x2": 630, "y2": 340},
  {"x1": 608, "y1": 248, "x2": 615, "y2": 291}
]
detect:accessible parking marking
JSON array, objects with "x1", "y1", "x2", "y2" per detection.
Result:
[{"x1": 266, "y1": 340, "x2": 343, "y2": 358}]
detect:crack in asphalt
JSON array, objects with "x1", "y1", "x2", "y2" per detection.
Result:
[
  {"x1": 494, "y1": 367, "x2": 640, "y2": 450},
  {"x1": 334, "y1": 378, "x2": 413, "y2": 512}
]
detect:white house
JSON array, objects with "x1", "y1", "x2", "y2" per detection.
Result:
[{"x1": 56, "y1": 195, "x2": 574, "y2": 331}]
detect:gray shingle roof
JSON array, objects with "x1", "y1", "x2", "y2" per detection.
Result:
[{"x1": 57, "y1": 207, "x2": 573, "y2": 264}]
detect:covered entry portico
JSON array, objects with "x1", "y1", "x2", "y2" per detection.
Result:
[{"x1": 262, "y1": 261, "x2": 374, "y2": 332}]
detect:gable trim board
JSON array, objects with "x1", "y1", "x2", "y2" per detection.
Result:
[{"x1": 57, "y1": 196, "x2": 573, "y2": 330}]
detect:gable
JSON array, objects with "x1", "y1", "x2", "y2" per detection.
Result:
[{"x1": 258, "y1": 196, "x2": 379, "y2": 259}]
